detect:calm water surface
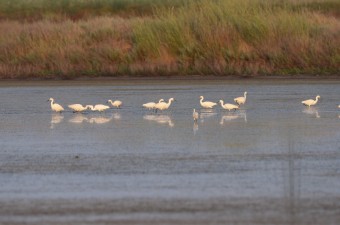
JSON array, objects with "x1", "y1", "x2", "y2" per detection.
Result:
[{"x1": 0, "y1": 79, "x2": 339, "y2": 224}]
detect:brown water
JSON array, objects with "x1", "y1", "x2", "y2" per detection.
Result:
[{"x1": 0, "y1": 79, "x2": 339, "y2": 224}]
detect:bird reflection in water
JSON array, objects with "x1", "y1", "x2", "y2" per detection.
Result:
[
  {"x1": 193, "y1": 122, "x2": 198, "y2": 135},
  {"x1": 199, "y1": 108, "x2": 217, "y2": 123},
  {"x1": 68, "y1": 113, "x2": 114, "y2": 124},
  {"x1": 220, "y1": 111, "x2": 247, "y2": 125},
  {"x1": 68, "y1": 114, "x2": 88, "y2": 124},
  {"x1": 302, "y1": 108, "x2": 320, "y2": 118},
  {"x1": 143, "y1": 115, "x2": 174, "y2": 127},
  {"x1": 113, "y1": 112, "x2": 121, "y2": 120},
  {"x1": 50, "y1": 113, "x2": 64, "y2": 129},
  {"x1": 88, "y1": 114, "x2": 113, "y2": 124}
]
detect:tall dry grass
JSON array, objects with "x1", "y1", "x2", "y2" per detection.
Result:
[
  {"x1": 0, "y1": 17, "x2": 136, "y2": 78},
  {"x1": 0, "y1": 0, "x2": 339, "y2": 78},
  {"x1": 0, "y1": 0, "x2": 185, "y2": 21},
  {"x1": 133, "y1": 0, "x2": 340, "y2": 75}
]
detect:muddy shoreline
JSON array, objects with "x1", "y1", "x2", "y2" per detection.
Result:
[
  {"x1": 1, "y1": 197, "x2": 339, "y2": 225},
  {"x1": 0, "y1": 75, "x2": 339, "y2": 87},
  {"x1": 1, "y1": 74, "x2": 340, "y2": 81}
]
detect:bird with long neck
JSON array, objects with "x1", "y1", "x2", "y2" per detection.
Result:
[
  {"x1": 86, "y1": 104, "x2": 110, "y2": 112},
  {"x1": 143, "y1": 99, "x2": 165, "y2": 110},
  {"x1": 48, "y1": 98, "x2": 64, "y2": 113},
  {"x1": 68, "y1": 104, "x2": 87, "y2": 113},
  {"x1": 107, "y1": 99, "x2": 123, "y2": 108},
  {"x1": 199, "y1": 96, "x2": 217, "y2": 109},
  {"x1": 234, "y1": 91, "x2": 247, "y2": 105},
  {"x1": 219, "y1": 100, "x2": 239, "y2": 111},
  {"x1": 154, "y1": 98, "x2": 175, "y2": 113},
  {"x1": 302, "y1": 95, "x2": 320, "y2": 107}
]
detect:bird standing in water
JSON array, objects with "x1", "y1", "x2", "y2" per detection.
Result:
[
  {"x1": 48, "y1": 98, "x2": 64, "y2": 113},
  {"x1": 193, "y1": 109, "x2": 199, "y2": 123}
]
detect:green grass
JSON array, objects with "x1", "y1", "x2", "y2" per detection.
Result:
[
  {"x1": 0, "y1": 0, "x2": 339, "y2": 78},
  {"x1": 0, "y1": 0, "x2": 185, "y2": 21}
]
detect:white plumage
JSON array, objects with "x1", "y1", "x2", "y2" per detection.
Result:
[
  {"x1": 154, "y1": 98, "x2": 175, "y2": 112},
  {"x1": 48, "y1": 98, "x2": 64, "y2": 113},
  {"x1": 143, "y1": 99, "x2": 164, "y2": 110},
  {"x1": 302, "y1": 95, "x2": 320, "y2": 107},
  {"x1": 199, "y1": 96, "x2": 217, "y2": 109},
  {"x1": 68, "y1": 104, "x2": 88, "y2": 113},
  {"x1": 86, "y1": 104, "x2": 110, "y2": 112},
  {"x1": 108, "y1": 99, "x2": 123, "y2": 108},
  {"x1": 234, "y1": 91, "x2": 247, "y2": 105},
  {"x1": 219, "y1": 100, "x2": 239, "y2": 111}
]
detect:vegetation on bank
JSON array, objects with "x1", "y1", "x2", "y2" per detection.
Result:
[
  {"x1": 0, "y1": 0, "x2": 185, "y2": 21},
  {"x1": 0, "y1": 0, "x2": 339, "y2": 78}
]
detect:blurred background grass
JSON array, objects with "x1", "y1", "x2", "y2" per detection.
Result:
[{"x1": 0, "y1": 0, "x2": 339, "y2": 78}]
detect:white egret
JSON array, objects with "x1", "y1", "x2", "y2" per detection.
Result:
[
  {"x1": 302, "y1": 95, "x2": 320, "y2": 107},
  {"x1": 143, "y1": 99, "x2": 165, "y2": 110},
  {"x1": 199, "y1": 96, "x2": 217, "y2": 109},
  {"x1": 68, "y1": 104, "x2": 88, "y2": 113},
  {"x1": 234, "y1": 91, "x2": 247, "y2": 105},
  {"x1": 219, "y1": 100, "x2": 239, "y2": 111},
  {"x1": 154, "y1": 98, "x2": 175, "y2": 112},
  {"x1": 86, "y1": 104, "x2": 110, "y2": 112},
  {"x1": 107, "y1": 99, "x2": 123, "y2": 108},
  {"x1": 48, "y1": 98, "x2": 64, "y2": 113}
]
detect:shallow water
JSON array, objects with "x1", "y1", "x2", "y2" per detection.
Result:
[{"x1": 0, "y1": 79, "x2": 339, "y2": 224}]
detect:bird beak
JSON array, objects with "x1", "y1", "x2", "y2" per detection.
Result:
[{"x1": 47, "y1": 99, "x2": 49, "y2": 102}]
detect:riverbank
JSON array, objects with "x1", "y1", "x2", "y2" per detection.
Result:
[
  {"x1": 1, "y1": 74, "x2": 340, "y2": 83},
  {"x1": 0, "y1": 0, "x2": 339, "y2": 79},
  {"x1": 2, "y1": 197, "x2": 339, "y2": 225},
  {"x1": 1, "y1": 75, "x2": 340, "y2": 89}
]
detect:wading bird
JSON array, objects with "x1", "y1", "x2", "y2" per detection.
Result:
[
  {"x1": 199, "y1": 96, "x2": 217, "y2": 109},
  {"x1": 86, "y1": 104, "x2": 110, "y2": 112},
  {"x1": 234, "y1": 91, "x2": 247, "y2": 105},
  {"x1": 219, "y1": 100, "x2": 239, "y2": 111},
  {"x1": 68, "y1": 104, "x2": 88, "y2": 113},
  {"x1": 155, "y1": 98, "x2": 175, "y2": 112},
  {"x1": 107, "y1": 99, "x2": 123, "y2": 108},
  {"x1": 193, "y1": 109, "x2": 199, "y2": 123},
  {"x1": 143, "y1": 99, "x2": 164, "y2": 110},
  {"x1": 302, "y1": 95, "x2": 320, "y2": 107},
  {"x1": 48, "y1": 98, "x2": 64, "y2": 113}
]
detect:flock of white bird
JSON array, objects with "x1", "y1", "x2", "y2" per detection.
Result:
[
  {"x1": 48, "y1": 92, "x2": 339, "y2": 122},
  {"x1": 48, "y1": 98, "x2": 122, "y2": 113}
]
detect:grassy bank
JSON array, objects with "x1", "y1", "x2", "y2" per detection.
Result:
[
  {"x1": 0, "y1": 0, "x2": 185, "y2": 21},
  {"x1": 0, "y1": 0, "x2": 339, "y2": 79}
]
